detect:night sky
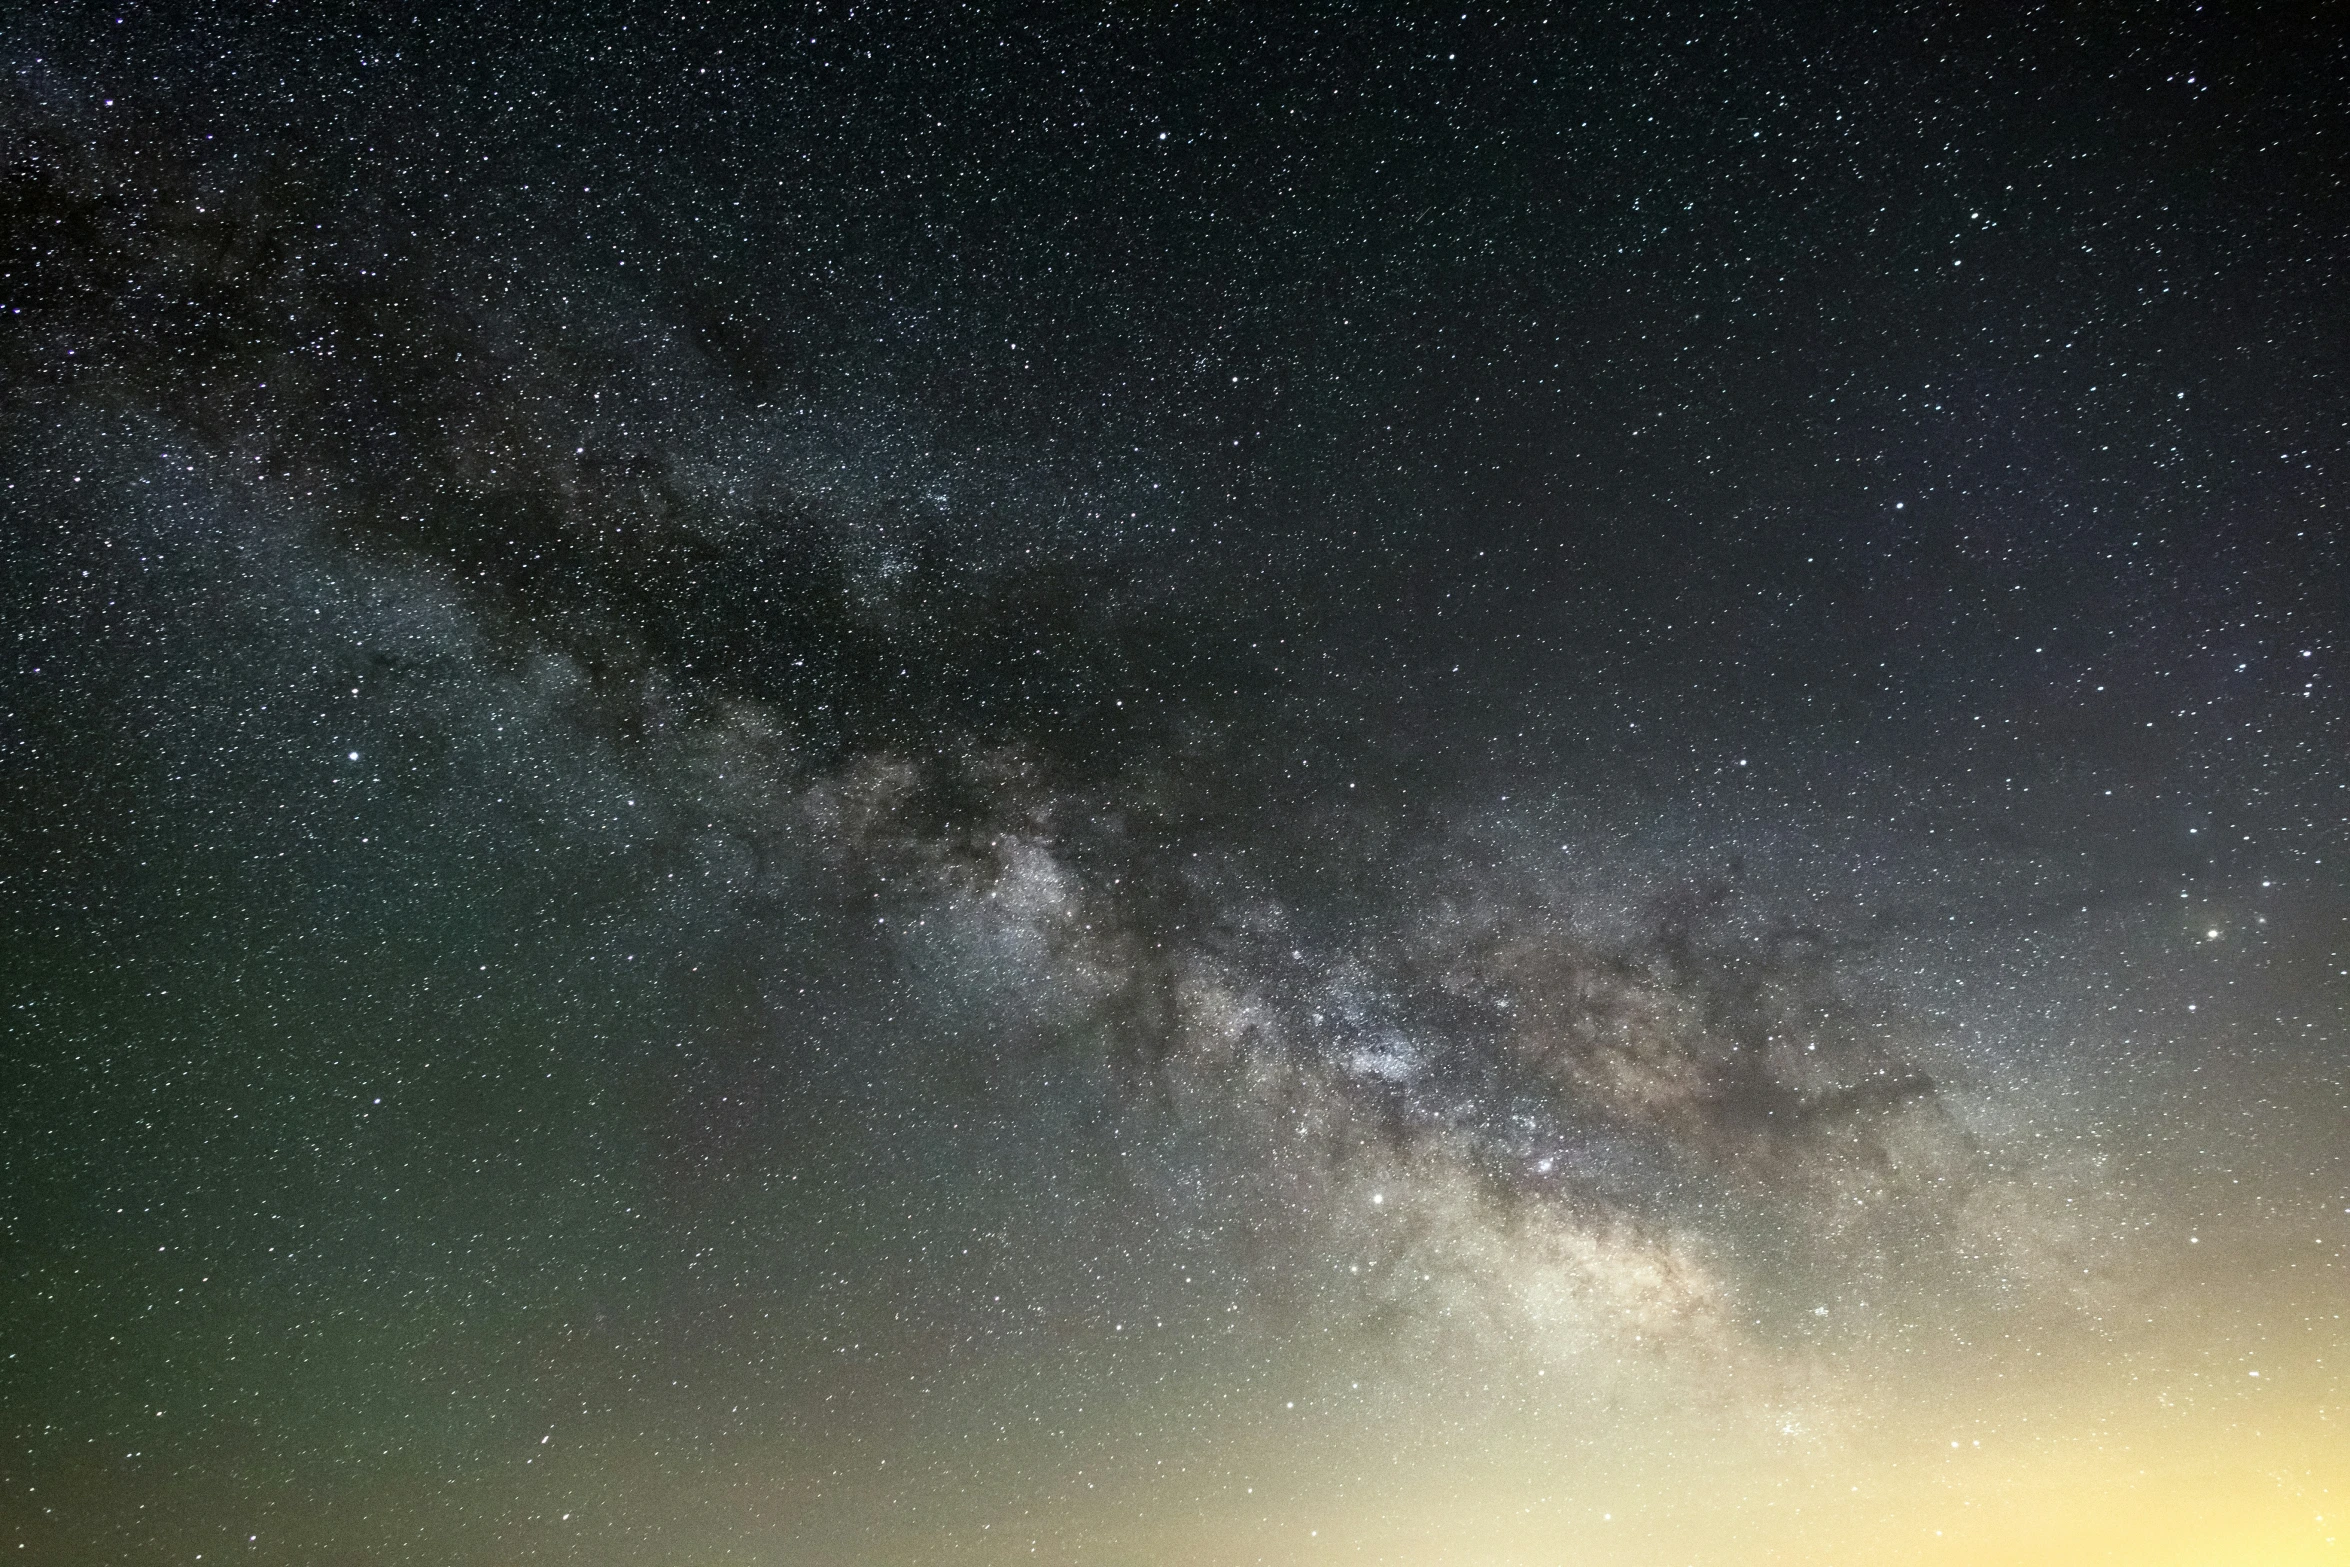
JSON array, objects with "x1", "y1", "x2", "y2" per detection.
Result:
[{"x1": 4, "y1": 4, "x2": 2347, "y2": 1564}]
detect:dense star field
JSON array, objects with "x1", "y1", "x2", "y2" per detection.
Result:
[{"x1": 3, "y1": 4, "x2": 2346, "y2": 1563}]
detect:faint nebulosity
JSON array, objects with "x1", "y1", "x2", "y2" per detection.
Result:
[{"x1": 2, "y1": 5, "x2": 2344, "y2": 1564}]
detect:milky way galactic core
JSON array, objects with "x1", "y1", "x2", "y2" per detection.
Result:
[{"x1": 2, "y1": 5, "x2": 2344, "y2": 1564}]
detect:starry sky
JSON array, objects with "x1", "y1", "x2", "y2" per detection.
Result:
[{"x1": 3, "y1": 4, "x2": 2346, "y2": 1564}]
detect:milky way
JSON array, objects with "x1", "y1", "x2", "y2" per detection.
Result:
[{"x1": 4, "y1": 6, "x2": 2346, "y2": 1564}]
